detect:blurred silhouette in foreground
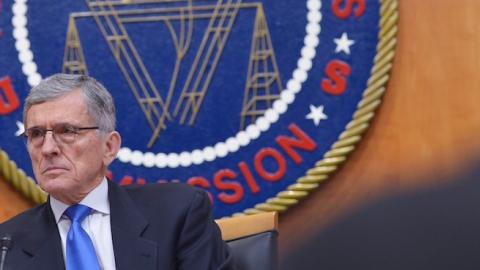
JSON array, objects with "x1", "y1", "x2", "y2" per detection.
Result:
[{"x1": 282, "y1": 164, "x2": 480, "y2": 270}]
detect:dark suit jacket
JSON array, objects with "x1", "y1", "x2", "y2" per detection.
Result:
[{"x1": 0, "y1": 181, "x2": 233, "y2": 270}]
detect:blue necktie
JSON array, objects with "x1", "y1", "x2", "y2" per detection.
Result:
[{"x1": 65, "y1": 204, "x2": 101, "y2": 270}]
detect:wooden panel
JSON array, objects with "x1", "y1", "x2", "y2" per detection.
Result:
[
  {"x1": 217, "y1": 212, "x2": 278, "y2": 241},
  {"x1": 279, "y1": 0, "x2": 480, "y2": 256},
  {"x1": 0, "y1": 176, "x2": 34, "y2": 222}
]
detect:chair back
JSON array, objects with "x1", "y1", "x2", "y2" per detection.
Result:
[{"x1": 216, "y1": 212, "x2": 278, "y2": 270}]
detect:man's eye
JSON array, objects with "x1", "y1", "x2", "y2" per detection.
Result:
[
  {"x1": 56, "y1": 125, "x2": 77, "y2": 135},
  {"x1": 29, "y1": 129, "x2": 44, "y2": 138}
]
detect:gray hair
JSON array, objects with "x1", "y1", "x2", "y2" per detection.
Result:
[{"x1": 23, "y1": 73, "x2": 116, "y2": 132}]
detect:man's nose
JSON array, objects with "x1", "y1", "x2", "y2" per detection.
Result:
[{"x1": 40, "y1": 132, "x2": 60, "y2": 156}]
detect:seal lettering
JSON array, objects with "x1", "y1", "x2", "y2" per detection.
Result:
[{"x1": 0, "y1": 76, "x2": 20, "y2": 115}]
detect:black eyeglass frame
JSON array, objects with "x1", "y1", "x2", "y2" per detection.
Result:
[{"x1": 22, "y1": 124, "x2": 100, "y2": 146}]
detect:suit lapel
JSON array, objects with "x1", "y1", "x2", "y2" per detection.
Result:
[
  {"x1": 18, "y1": 202, "x2": 65, "y2": 270},
  {"x1": 108, "y1": 181, "x2": 157, "y2": 270}
]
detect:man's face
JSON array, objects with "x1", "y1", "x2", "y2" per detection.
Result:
[{"x1": 25, "y1": 89, "x2": 119, "y2": 204}]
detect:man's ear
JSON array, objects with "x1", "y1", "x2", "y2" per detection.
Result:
[{"x1": 103, "y1": 131, "x2": 121, "y2": 167}]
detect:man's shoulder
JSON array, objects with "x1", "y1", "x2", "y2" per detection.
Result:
[
  {"x1": 0, "y1": 203, "x2": 48, "y2": 233},
  {"x1": 123, "y1": 182, "x2": 200, "y2": 197},
  {"x1": 120, "y1": 182, "x2": 207, "y2": 209}
]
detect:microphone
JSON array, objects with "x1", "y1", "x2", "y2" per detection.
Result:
[{"x1": 0, "y1": 236, "x2": 12, "y2": 270}]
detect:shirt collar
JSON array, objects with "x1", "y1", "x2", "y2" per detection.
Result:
[{"x1": 50, "y1": 178, "x2": 110, "y2": 223}]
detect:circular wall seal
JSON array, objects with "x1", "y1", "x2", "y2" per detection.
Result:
[{"x1": 0, "y1": 0, "x2": 398, "y2": 218}]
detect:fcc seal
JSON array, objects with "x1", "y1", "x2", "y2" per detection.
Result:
[{"x1": 0, "y1": 0, "x2": 397, "y2": 217}]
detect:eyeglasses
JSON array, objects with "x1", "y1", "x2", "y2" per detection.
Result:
[{"x1": 23, "y1": 124, "x2": 99, "y2": 147}]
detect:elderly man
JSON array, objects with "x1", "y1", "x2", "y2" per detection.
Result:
[{"x1": 0, "y1": 74, "x2": 233, "y2": 270}]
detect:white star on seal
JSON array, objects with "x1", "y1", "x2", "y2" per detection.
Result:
[
  {"x1": 306, "y1": 105, "x2": 328, "y2": 126},
  {"x1": 15, "y1": 121, "x2": 25, "y2": 137},
  {"x1": 334, "y1": 32, "x2": 355, "y2": 55}
]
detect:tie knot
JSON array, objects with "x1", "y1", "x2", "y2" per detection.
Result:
[{"x1": 65, "y1": 204, "x2": 91, "y2": 223}]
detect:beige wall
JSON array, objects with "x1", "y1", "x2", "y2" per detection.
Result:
[{"x1": 1, "y1": 0, "x2": 480, "y2": 257}]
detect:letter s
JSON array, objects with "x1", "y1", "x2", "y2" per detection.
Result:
[
  {"x1": 332, "y1": 0, "x2": 366, "y2": 19},
  {"x1": 321, "y1": 60, "x2": 351, "y2": 96}
]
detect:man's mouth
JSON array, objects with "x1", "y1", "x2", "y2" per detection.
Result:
[{"x1": 42, "y1": 167, "x2": 67, "y2": 174}]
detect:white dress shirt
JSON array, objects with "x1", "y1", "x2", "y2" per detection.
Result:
[{"x1": 50, "y1": 178, "x2": 116, "y2": 270}]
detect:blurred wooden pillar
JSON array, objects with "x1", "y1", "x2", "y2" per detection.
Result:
[{"x1": 279, "y1": 0, "x2": 480, "y2": 256}]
